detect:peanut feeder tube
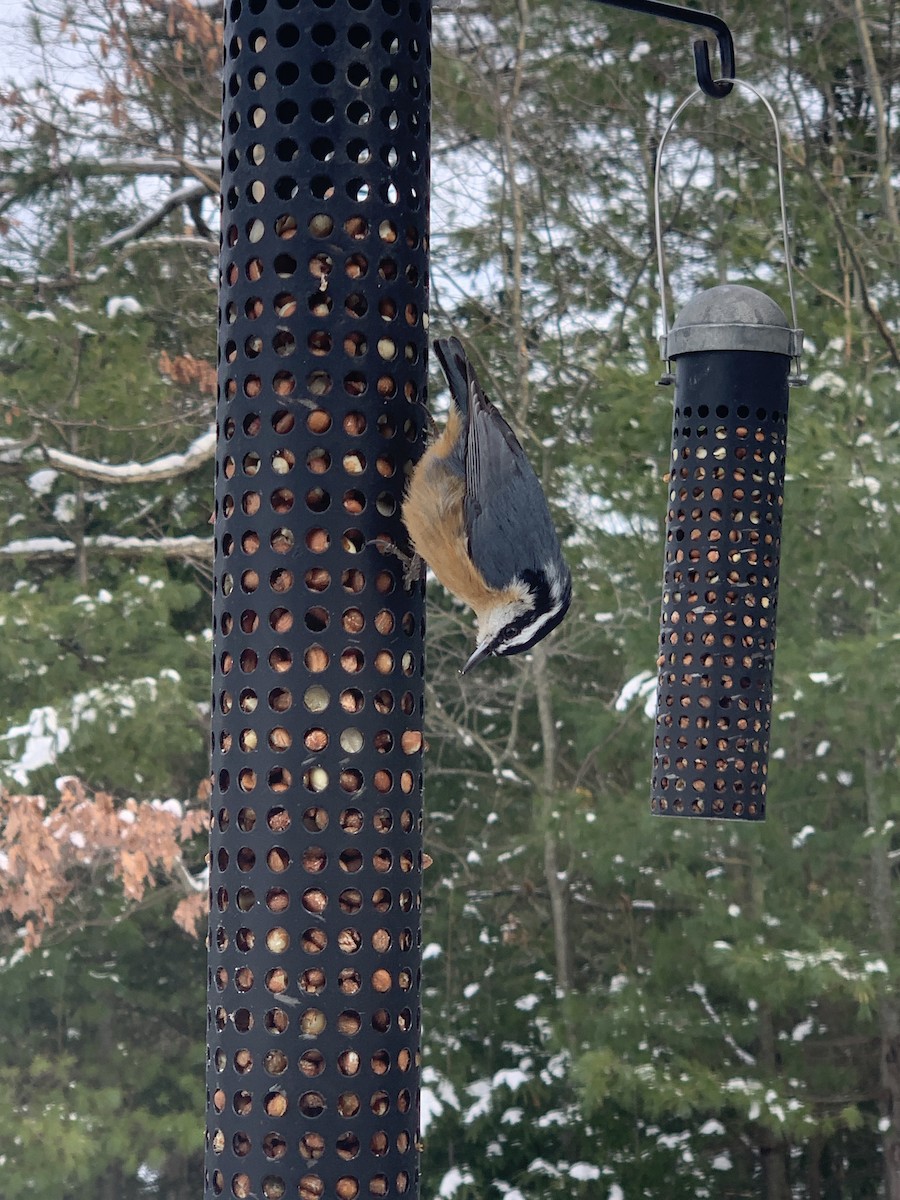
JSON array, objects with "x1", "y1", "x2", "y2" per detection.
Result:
[
  {"x1": 207, "y1": 1, "x2": 430, "y2": 1195},
  {"x1": 651, "y1": 284, "x2": 800, "y2": 821}
]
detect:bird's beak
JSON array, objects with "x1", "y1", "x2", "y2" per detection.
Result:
[{"x1": 460, "y1": 641, "x2": 492, "y2": 676}]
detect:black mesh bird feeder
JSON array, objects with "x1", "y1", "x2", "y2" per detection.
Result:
[
  {"x1": 207, "y1": 1, "x2": 430, "y2": 1197},
  {"x1": 649, "y1": 82, "x2": 805, "y2": 820}
]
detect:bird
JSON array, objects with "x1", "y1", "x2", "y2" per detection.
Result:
[{"x1": 401, "y1": 336, "x2": 571, "y2": 674}]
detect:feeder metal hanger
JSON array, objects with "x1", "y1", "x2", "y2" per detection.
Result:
[
  {"x1": 588, "y1": 0, "x2": 735, "y2": 99},
  {"x1": 653, "y1": 78, "x2": 807, "y2": 387}
]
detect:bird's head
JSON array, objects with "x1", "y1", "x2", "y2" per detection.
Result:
[{"x1": 461, "y1": 561, "x2": 572, "y2": 675}]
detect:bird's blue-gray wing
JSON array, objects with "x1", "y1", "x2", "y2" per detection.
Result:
[{"x1": 462, "y1": 363, "x2": 562, "y2": 592}]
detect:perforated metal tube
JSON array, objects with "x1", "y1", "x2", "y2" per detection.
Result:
[
  {"x1": 651, "y1": 285, "x2": 793, "y2": 820},
  {"x1": 207, "y1": 2, "x2": 430, "y2": 1196}
]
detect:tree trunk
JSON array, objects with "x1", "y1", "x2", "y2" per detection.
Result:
[
  {"x1": 496, "y1": 0, "x2": 570, "y2": 1002},
  {"x1": 865, "y1": 748, "x2": 900, "y2": 1199},
  {"x1": 849, "y1": 0, "x2": 900, "y2": 237},
  {"x1": 757, "y1": 1002, "x2": 791, "y2": 1200},
  {"x1": 749, "y1": 857, "x2": 791, "y2": 1200},
  {"x1": 533, "y1": 642, "x2": 572, "y2": 997},
  {"x1": 806, "y1": 1133, "x2": 823, "y2": 1200},
  {"x1": 497, "y1": 0, "x2": 530, "y2": 428}
]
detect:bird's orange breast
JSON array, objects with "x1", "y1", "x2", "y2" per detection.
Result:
[{"x1": 402, "y1": 411, "x2": 518, "y2": 615}]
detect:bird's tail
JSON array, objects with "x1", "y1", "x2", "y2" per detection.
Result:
[{"x1": 433, "y1": 337, "x2": 471, "y2": 418}]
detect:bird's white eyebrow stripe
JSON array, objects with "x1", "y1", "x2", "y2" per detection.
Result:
[{"x1": 500, "y1": 598, "x2": 567, "y2": 650}]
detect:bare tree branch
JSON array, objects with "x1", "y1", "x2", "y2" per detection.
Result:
[
  {"x1": 0, "y1": 159, "x2": 219, "y2": 217},
  {"x1": 41, "y1": 427, "x2": 215, "y2": 483}
]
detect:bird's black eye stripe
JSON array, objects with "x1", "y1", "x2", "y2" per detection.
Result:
[{"x1": 493, "y1": 568, "x2": 571, "y2": 657}]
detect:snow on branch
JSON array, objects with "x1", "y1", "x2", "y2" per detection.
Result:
[
  {"x1": 99, "y1": 182, "x2": 212, "y2": 250},
  {"x1": 0, "y1": 535, "x2": 211, "y2": 562},
  {"x1": 117, "y1": 234, "x2": 217, "y2": 253},
  {"x1": 0, "y1": 436, "x2": 36, "y2": 464},
  {"x1": 44, "y1": 426, "x2": 215, "y2": 483}
]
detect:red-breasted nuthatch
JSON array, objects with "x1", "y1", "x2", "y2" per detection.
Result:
[{"x1": 402, "y1": 336, "x2": 572, "y2": 674}]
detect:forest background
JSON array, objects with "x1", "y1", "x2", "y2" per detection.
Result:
[{"x1": 0, "y1": 0, "x2": 898, "y2": 1197}]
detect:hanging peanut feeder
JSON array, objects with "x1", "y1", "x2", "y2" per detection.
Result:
[
  {"x1": 206, "y1": 0, "x2": 430, "y2": 1195},
  {"x1": 650, "y1": 81, "x2": 805, "y2": 820}
]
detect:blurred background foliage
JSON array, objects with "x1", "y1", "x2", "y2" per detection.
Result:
[{"x1": 0, "y1": 0, "x2": 898, "y2": 1196}]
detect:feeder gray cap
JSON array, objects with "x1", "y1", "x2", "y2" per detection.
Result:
[{"x1": 664, "y1": 283, "x2": 802, "y2": 359}]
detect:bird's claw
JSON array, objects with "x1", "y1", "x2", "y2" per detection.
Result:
[{"x1": 370, "y1": 535, "x2": 425, "y2": 591}]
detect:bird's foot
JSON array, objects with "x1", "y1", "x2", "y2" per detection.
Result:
[{"x1": 370, "y1": 535, "x2": 425, "y2": 591}]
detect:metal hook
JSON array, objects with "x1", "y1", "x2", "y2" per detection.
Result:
[
  {"x1": 654, "y1": 78, "x2": 806, "y2": 385},
  {"x1": 588, "y1": 0, "x2": 735, "y2": 99}
]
